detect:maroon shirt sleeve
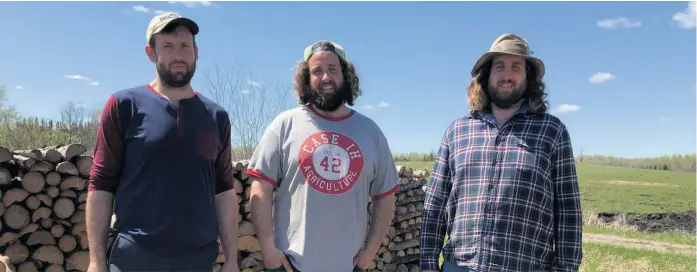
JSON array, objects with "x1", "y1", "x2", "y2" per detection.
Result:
[
  {"x1": 88, "y1": 94, "x2": 124, "y2": 193},
  {"x1": 215, "y1": 115, "x2": 235, "y2": 194}
]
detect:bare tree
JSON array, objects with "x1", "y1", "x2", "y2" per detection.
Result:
[
  {"x1": 0, "y1": 85, "x2": 21, "y2": 149},
  {"x1": 58, "y1": 101, "x2": 101, "y2": 152},
  {"x1": 60, "y1": 101, "x2": 86, "y2": 134},
  {"x1": 200, "y1": 64, "x2": 296, "y2": 160}
]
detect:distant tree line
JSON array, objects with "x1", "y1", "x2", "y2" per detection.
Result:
[
  {"x1": 2, "y1": 83, "x2": 694, "y2": 173},
  {"x1": 392, "y1": 151, "x2": 437, "y2": 162},
  {"x1": 0, "y1": 86, "x2": 100, "y2": 152},
  {"x1": 575, "y1": 154, "x2": 696, "y2": 172},
  {"x1": 392, "y1": 151, "x2": 697, "y2": 173}
]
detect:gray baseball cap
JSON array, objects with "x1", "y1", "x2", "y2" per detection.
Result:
[{"x1": 146, "y1": 12, "x2": 199, "y2": 45}]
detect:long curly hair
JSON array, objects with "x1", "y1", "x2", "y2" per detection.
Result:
[
  {"x1": 293, "y1": 44, "x2": 362, "y2": 106},
  {"x1": 467, "y1": 60, "x2": 549, "y2": 113}
]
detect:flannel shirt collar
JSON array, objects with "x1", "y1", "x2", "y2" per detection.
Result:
[{"x1": 468, "y1": 101, "x2": 537, "y2": 124}]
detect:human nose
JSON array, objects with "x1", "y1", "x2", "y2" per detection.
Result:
[
  {"x1": 172, "y1": 53, "x2": 185, "y2": 62},
  {"x1": 320, "y1": 71, "x2": 332, "y2": 81}
]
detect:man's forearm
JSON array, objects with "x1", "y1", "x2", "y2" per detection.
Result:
[
  {"x1": 249, "y1": 179, "x2": 276, "y2": 251},
  {"x1": 365, "y1": 194, "x2": 396, "y2": 253},
  {"x1": 86, "y1": 190, "x2": 115, "y2": 264},
  {"x1": 216, "y1": 189, "x2": 239, "y2": 263}
]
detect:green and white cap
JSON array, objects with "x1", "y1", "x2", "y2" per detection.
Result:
[
  {"x1": 303, "y1": 40, "x2": 347, "y2": 61},
  {"x1": 146, "y1": 12, "x2": 199, "y2": 44}
]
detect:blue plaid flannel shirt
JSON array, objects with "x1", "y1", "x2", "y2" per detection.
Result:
[{"x1": 419, "y1": 106, "x2": 583, "y2": 272}]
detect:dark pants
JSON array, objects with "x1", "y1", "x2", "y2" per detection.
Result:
[
  {"x1": 266, "y1": 266, "x2": 366, "y2": 272},
  {"x1": 265, "y1": 255, "x2": 365, "y2": 272},
  {"x1": 108, "y1": 233, "x2": 219, "y2": 272}
]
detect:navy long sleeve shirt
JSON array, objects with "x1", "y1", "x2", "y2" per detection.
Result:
[{"x1": 88, "y1": 84, "x2": 235, "y2": 257}]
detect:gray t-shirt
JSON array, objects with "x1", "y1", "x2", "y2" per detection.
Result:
[{"x1": 247, "y1": 105, "x2": 400, "y2": 272}]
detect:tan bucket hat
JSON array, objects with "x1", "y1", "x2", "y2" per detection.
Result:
[{"x1": 470, "y1": 33, "x2": 545, "y2": 81}]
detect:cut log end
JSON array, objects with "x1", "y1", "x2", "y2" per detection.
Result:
[
  {"x1": 0, "y1": 146, "x2": 12, "y2": 163},
  {"x1": 0, "y1": 167, "x2": 11, "y2": 186},
  {"x1": 4, "y1": 204, "x2": 30, "y2": 230},
  {"x1": 32, "y1": 245, "x2": 64, "y2": 265}
]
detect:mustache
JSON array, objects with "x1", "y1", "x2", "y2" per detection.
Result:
[
  {"x1": 168, "y1": 61, "x2": 190, "y2": 68},
  {"x1": 318, "y1": 81, "x2": 337, "y2": 88}
]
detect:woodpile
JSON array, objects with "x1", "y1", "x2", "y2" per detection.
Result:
[
  {"x1": 0, "y1": 144, "x2": 429, "y2": 272},
  {"x1": 213, "y1": 160, "x2": 265, "y2": 272},
  {"x1": 0, "y1": 144, "x2": 92, "y2": 272},
  {"x1": 364, "y1": 165, "x2": 427, "y2": 272}
]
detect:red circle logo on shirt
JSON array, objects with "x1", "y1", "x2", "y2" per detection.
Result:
[{"x1": 297, "y1": 132, "x2": 364, "y2": 195}]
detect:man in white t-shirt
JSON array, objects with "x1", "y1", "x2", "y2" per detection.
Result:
[{"x1": 246, "y1": 40, "x2": 400, "y2": 272}]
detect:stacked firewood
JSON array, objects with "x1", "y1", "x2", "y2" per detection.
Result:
[
  {"x1": 364, "y1": 166, "x2": 427, "y2": 272},
  {"x1": 0, "y1": 144, "x2": 92, "y2": 271},
  {"x1": 212, "y1": 160, "x2": 265, "y2": 272},
  {"x1": 0, "y1": 145, "x2": 429, "y2": 272}
]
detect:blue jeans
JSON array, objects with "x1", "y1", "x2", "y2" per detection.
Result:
[
  {"x1": 108, "y1": 233, "x2": 218, "y2": 271},
  {"x1": 442, "y1": 261, "x2": 477, "y2": 272}
]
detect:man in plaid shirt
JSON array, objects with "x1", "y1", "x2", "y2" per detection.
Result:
[{"x1": 419, "y1": 33, "x2": 583, "y2": 272}]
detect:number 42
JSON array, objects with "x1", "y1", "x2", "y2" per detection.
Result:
[{"x1": 320, "y1": 156, "x2": 342, "y2": 173}]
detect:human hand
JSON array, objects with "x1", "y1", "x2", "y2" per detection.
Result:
[
  {"x1": 262, "y1": 247, "x2": 292, "y2": 272},
  {"x1": 86, "y1": 261, "x2": 108, "y2": 272},
  {"x1": 352, "y1": 249, "x2": 377, "y2": 270},
  {"x1": 219, "y1": 261, "x2": 239, "y2": 272}
]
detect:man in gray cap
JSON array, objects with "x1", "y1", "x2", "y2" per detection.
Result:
[
  {"x1": 419, "y1": 33, "x2": 583, "y2": 272},
  {"x1": 86, "y1": 12, "x2": 239, "y2": 272}
]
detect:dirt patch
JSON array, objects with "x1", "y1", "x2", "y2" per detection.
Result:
[
  {"x1": 593, "y1": 180, "x2": 679, "y2": 187},
  {"x1": 595, "y1": 210, "x2": 696, "y2": 234},
  {"x1": 584, "y1": 233, "x2": 696, "y2": 255}
]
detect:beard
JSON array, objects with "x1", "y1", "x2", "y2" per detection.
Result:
[
  {"x1": 157, "y1": 61, "x2": 196, "y2": 88},
  {"x1": 303, "y1": 80, "x2": 352, "y2": 112},
  {"x1": 486, "y1": 79, "x2": 526, "y2": 109}
]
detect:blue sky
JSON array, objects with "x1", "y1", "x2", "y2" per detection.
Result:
[{"x1": 0, "y1": 1, "x2": 695, "y2": 158}]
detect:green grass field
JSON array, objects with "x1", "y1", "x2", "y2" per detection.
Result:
[
  {"x1": 396, "y1": 161, "x2": 697, "y2": 271},
  {"x1": 397, "y1": 161, "x2": 696, "y2": 214}
]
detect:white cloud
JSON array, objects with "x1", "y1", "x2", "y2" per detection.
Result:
[
  {"x1": 14, "y1": 86, "x2": 23, "y2": 90},
  {"x1": 247, "y1": 80, "x2": 263, "y2": 88},
  {"x1": 241, "y1": 89, "x2": 251, "y2": 95},
  {"x1": 65, "y1": 74, "x2": 99, "y2": 87},
  {"x1": 65, "y1": 75, "x2": 89, "y2": 80},
  {"x1": 129, "y1": 5, "x2": 176, "y2": 15},
  {"x1": 554, "y1": 104, "x2": 581, "y2": 113},
  {"x1": 376, "y1": 101, "x2": 391, "y2": 108},
  {"x1": 658, "y1": 116, "x2": 671, "y2": 122},
  {"x1": 168, "y1": 1, "x2": 216, "y2": 8},
  {"x1": 588, "y1": 72, "x2": 615, "y2": 84},
  {"x1": 132, "y1": 5, "x2": 150, "y2": 13},
  {"x1": 673, "y1": 1, "x2": 696, "y2": 29},
  {"x1": 596, "y1": 17, "x2": 642, "y2": 29},
  {"x1": 363, "y1": 102, "x2": 391, "y2": 110}
]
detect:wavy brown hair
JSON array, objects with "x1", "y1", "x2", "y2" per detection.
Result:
[
  {"x1": 467, "y1": 60, "x2": 549, "y2": 113},
  {"x1": 293, "y1": 44, "x2": 362, "y2": 106}
]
